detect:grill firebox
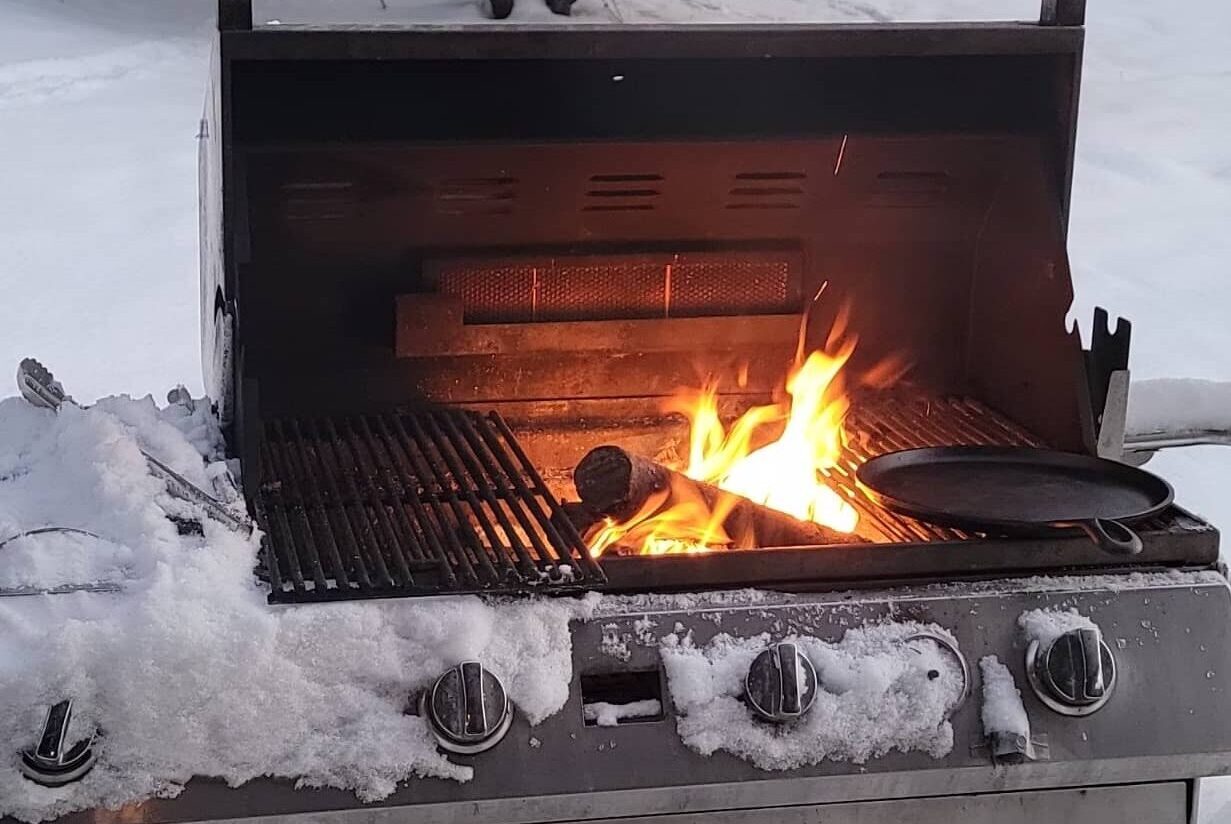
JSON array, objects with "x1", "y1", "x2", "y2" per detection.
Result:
[{"x1": 251, "y1": 389, "x2": 1213, "y2": 602}]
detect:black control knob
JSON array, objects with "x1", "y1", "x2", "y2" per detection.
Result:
[
  {"x1": 19, "y1": 699, "x2": 99, "y2": 787},
  {"x1": 422, "y1": 661, "x2": 512, "y2": 754},
  {"x1": 745, "y1": 642, "x2": 817, "y2": 722},
  {"x1": 1026, "y1": 628, "x2": 1116, "y2": 716}
]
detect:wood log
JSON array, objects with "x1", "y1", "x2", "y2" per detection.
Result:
[{"x1": 573, "y1": 445, "x2": 862, "y2": 550}]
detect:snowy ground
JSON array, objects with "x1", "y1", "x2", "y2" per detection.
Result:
[{"x1": 0, "y1": 0, "x2": 1229, "y2": 820}]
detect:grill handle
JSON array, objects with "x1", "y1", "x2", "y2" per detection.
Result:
[
  {"x1": 1039, "y1": 0, "x2": 1086, "y2": 26},
  {"x1": 1052, "y1": 518, "x2": 1143, "y2": 556},
  {"x1": 218, "y1": 0, "x2": 252, "y2": 31}
]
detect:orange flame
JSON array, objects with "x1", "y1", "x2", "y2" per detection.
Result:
[{"x1": 587, "y1": 305, "x2": 866, "y2": 557}]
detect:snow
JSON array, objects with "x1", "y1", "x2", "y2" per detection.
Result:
[
  {"x1": 599, "y1": 623, "x2": 632, "y2": 661},
  {"x1": 582, "y1": 699, "x2": 662, "y2": 726},
  {"x1": 0, "y1": 396, "x2": 595, "y2": 823},
  {"x1": 659, "y1": 623, "x2": 964, "y2": 770},
  {"x1": 978, "y1": 656, "x2": 1029, "y2": 739},
  {"x1": 1017, "y1": 607, "x2": 1099, "y2": 648},
  {"x1": 1128, "y1": 379, "x2": 1231, "y2": 436}
]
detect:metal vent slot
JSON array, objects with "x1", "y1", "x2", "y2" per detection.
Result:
[
  {"x1": 726, "y1": 171, "x2": 806, "y2": 210},
  {"x1": 590, "y1": 173, "x2": 664, "y2": 183},
  {"x1": 864, "y1": 171, "x2": 951, "y2": 208},
  {"x1": 585, "y1": 173, "x2": 663, "y2": 212},
  {"x1": 582, "y1": 204, "x2": 655, "y2": 212},
  {"x1": 434, "y1": 177, "x2": 518, "y2": 216},
  {"x1": 255, "y1": 408, "x2": 604, "y2": 603},
  {"x1": 586, "y1": 189, "x2": 660, "y2": 198},
  {"x1": 725, "y1": 203, "x2": 801, "y2": 211},
  {"x1": 734, "y1": 171, "x2": 806, "y2": 181},
  {"x1": 280, "y1": 180, "x2": 356, "y2": 222}
]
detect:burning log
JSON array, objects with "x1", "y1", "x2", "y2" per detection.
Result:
[{"x1": 573, "y1": 445, "x2": 862, "y2": 551}]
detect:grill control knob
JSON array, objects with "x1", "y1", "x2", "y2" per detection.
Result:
[
  {"x1": 422, "y1": 661, "x2": 512, "y2": 754},
  {"x1": 1026, "y1": 628, "x2": 1117, "y2": 716},
  {"x1": 745, "y1": 642, "x2": 817, "y2": 723},
  {"x1": 18, "y1": 699, "x2": 99, "y2": 787}
]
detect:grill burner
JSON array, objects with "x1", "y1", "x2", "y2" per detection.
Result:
[{"x1": 255, "y1": 409, "x2": 604, "y2": 603}]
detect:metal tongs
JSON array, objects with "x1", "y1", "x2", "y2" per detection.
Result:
[{"x1": 16, "y1": 358, "x2": 251, "y2": 534}]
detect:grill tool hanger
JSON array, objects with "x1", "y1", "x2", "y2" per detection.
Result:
[
  {"x1": 16, "y1": 358, "x2": 252, "y2": 534},
  {"x1": 1079, "y1": 307, "x2": 1132, "y2": 460},
  {"x1": 1077, "y1": 312, "x2": 1231, "y2": 465}
]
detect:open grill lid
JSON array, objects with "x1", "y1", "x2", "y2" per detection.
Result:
[{"x1": 205, "y1": 6, "x2": 1090, "y2": 437}]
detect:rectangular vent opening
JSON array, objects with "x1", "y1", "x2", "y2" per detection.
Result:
[
  {"x1": 280, "y1": 181, "x2": 355, "y2": 193},
  {"x1": 580, "y1": 670, "x2": 664, "y2": 727},
  {"x1": 730, "y1": 186, "x2": 804, "y2": 197},
  {"x1": 735, "y1": 171, "x2": 807, "y2": 181},
  {"x1": 582, "y1": 204, "x2": 655, "y2": 212},
  {"x1": 590, "y1": 173, "x2": 664, "y2": 183},
  {"x1": 864, "y1": 171, "x2": 950, "y2": 209},
  {"x1": 434, "y1": 177, "x2": 518, "y2": 216},
  {"x1": 586, "y1": 188, "x2": 660, "y2": 198},
  {"x1": 874, "y1": 171, "x2": 951, "y2": 192},
  {"x1": 725, "y1": 202, "x2": 801, "y2": 210}
]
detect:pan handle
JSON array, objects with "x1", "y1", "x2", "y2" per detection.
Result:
[{"x1": 1056, "y1": 518, "x2": 1143, "y2": 556}]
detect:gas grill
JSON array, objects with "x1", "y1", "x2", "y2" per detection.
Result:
[{"x1": 65, "y1": 0, "x2": 1231, "y2": 822}]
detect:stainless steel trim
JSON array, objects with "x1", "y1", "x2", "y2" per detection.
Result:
[{"x1": 904, "y1": 630, "x2": 971, "y2": 713}]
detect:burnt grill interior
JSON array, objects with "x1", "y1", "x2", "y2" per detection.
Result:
[{"x1": 202, "y1": 26, "x2": 1218, "y2": 601}]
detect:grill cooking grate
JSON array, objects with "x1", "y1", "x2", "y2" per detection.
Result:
[
  {"x1": 837, "y1": 393, "x2": 1043, "y2": 543},
  {"x1": 255, "y1": 408, "x2": 605, "y2": 603}
]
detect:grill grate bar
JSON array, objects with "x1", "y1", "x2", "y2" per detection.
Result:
[
  {"x1": 841, "y1": 394, "x2": 1042, "y2": 543},
  {"x1": 452, "y1": 412, "x2": 579, "y2": 569},
  {"x1": 342, "y1": 417, "x2": 434, "y2": 569},
  {"x1": 270, "y1": 423, "x2": 344, "y2": 591},
  {"x1": 312, "y1": 420, "x2": 398, "y2": 589},
  {"x1": 423, "y1": 412, "x2": 539, "y2": 578},
  {"x1": 392, "y1": 413, "x2": 504, "y2": 583},
  {"x1": 433, "y1": 412, "x2": 541, "y2": 574},
  {"x1": 258, "y1": 408, "x2": 605, "y2": 602},
  {"x1": 367, "y1": 415, "x2": 470, "y2": 585},
  {"x1": 325, "y1": 418, "x2": 416, "y2": 587},
  {"x1": 286, "y1": 419, "x2": 375, "y2": 591},
  {"x1": 261, "y1": 434, "x2": 321, "y2": 591},
  {"x1": 487, "y1": 412, "x2": 606, "y2": 580}
]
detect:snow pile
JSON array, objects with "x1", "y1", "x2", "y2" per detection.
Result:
[
  {"x1": 599, "y1": 623, "x2": 632, "y2": 661},
  {"x1": 659, "y1": 623, "x2": 963, "y2": 771},
  {"x1": 582, "y1": 699, "x2": 662, "y2": 727},
  {"x1": 1127, "y1": 379, "x2": 1231, "y2": 437},
  {"x1": 978, "y1": 656, "x2": 1028, "y2": 739},
  {"x1": 1018, "y1": 607, "x2": 1098, "y2": 647},
  {"x1": 0, "y1": 394, "x2": 594, "y2": 823}
]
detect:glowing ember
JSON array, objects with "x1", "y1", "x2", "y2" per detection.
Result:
[{"x1": 587, "y1": 307, "x2": 867, "y2": 557}]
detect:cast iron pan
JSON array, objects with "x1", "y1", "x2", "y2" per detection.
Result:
[{"x1": 856, "y1": 446, "x2": 1174, "y2": 556}]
